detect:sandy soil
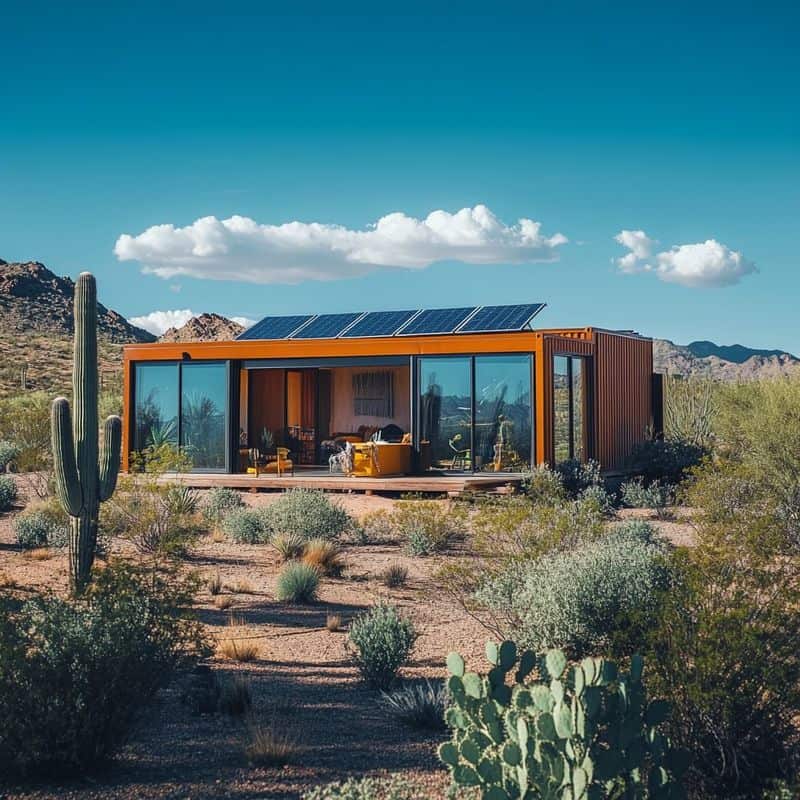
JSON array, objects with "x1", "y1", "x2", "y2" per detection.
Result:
[{"x1": 0, "y1": 479, "x2": 696, "y2": 800}]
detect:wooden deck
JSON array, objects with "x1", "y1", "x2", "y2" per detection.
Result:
[{"x1": 154, "y1": 470, "x2": 524, "y2": 496}]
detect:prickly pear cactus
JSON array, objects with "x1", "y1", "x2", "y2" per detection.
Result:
[
  {"x1": 439, "y1": 641, "x2": 689, "y2": 800},
  {"x1": 51, "y1": 272, "x2": 121, "y2": 594}
]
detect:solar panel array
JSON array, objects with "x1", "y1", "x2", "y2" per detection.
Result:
[{"x1": 237, "y1": 303, "x2": 545, "y2": 341}]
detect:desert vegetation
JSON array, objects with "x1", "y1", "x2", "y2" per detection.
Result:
[{"x1": 2, "y1": 298, "x2": 800, "y2": 800}]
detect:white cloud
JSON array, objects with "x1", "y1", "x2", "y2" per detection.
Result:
[
  {"x1": 614, "y1": 230, "x2": 756, "y2": 288},
  {"x1": 130, "y1": 308, "x2": 195, "y2": 336},
  {"x1": 114, "y1": 205, "x2": 568, "y2": 284},
  {"x1": 231, "y1": 316, "x2": 256, "y2": 329}
]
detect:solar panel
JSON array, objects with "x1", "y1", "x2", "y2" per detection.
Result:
[
  {"x1": 341, "y1": 310, "x2": 419, "y2": 338},
  {"x1": 290, "y1": 312, "x2": 363, "y2": 339},
  {"x1": 396, "y1": 307, "x2": 475, "y2": 336},
  {"x1": 458, "y1": 303, "x2": 546, "y2": 333},
  {"x1": 237, "y1": 314, "x2": 313, "y2": 340}
]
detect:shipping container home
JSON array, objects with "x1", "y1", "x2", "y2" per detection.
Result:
[{"x1": 121, "y1": 304, "x2": 655, "y2": 484}]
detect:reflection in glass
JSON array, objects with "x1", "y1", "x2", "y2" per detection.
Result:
[
  {"x1": 571, "y1": 358, "x2": 585, "y2": 461},
  {"x1": 134, "y1": 363, "x2": 179, "y2": 451},
  {"x1": 474, "y1": 355, "x2": 532, "y2": 471},
  {"x1": 553, "y1": 356, "x2": 571, "y2": 464},
  {"x1": 181, "y1": 362, "x2": 227, "y2": 470},
  {"x1": 419, "y1": 357, "x2": 472, "y2": 470}
]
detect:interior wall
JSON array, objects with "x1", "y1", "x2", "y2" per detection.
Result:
[
  {"x1": 327, "y1": 366, "x2": 410, "y2": 435},
  {"x1": 247, "y1": 369, "x2": 285, "y2": 446}
]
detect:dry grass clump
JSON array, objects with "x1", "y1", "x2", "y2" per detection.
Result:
[
  {"x1": 326, "y1": 613, "x2": 342, "y2": 632},
  {"x1": 244, "y1": 722, "x2": 298, "y2": 767},
  {"x1": 381, "y1": 563, "x2": 409, "y2": 589},
  {"x1": 211, "y1": 528, "x2": 225, "y2": 543},
  {"x1": 228, "y1": 579, "x2": 256, "y2": 594},
  {"x1": 23, "y1": 547, "x2": 53, "y2": 561},
  {"x1": 272, "y1": 531, "x2": 306, "y2": 562},
  {"x1": 214, "y1": 595, "x2": 234, "y2": 610},
  {"x1": 218, "y1": 618, "x2": 260, "y2": 662},
  {"x1": 302, "y1": 538, "x2": 346, "y2": 577},
  {"x1": 0, "y1": 571, "x2": 16, "y2": 588},
  {"x1": 217, "y1": 674, "x2": 252, "y2": 717},
  {"x1": 207, "y1": 571, "x2": 223, "y2": 595}
]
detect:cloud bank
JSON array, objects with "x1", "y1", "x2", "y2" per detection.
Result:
[
  {"x1": 614, "y1": 230, "x2": 756, "y2": 288},
  {"x1": 129, "y1": 309, "x2": 255, "y2": 336},
  {"x1": 114, "y1": 205, "x2": 568, "y2": 284}
]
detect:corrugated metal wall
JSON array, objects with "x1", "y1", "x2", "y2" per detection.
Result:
[{"x1": 593, "y1": 331, "x2": 653, "y2": 471}]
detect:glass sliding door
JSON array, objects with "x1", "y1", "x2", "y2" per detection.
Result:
[
  {"x1": 181, "y1": 362, "x2": 228, "y2": 470},
  {"x1": 552, "y1": 355, "x2": 589, "y2": 464},
  {"x1": 419, "y1": 357, "x2": 472, "y2": 470},
  {"x1": 134, "y1": 362, "x2": 179, "y2": 451},
  {"x1": 474, "y1": 355, "x2": 532, "y2": 471}
]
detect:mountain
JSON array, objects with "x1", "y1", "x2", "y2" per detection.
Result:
[
  {"x1": 654, "y1": 338, "x2": 800, "y2": 380},
  {"x1": 0, "y1": 259, "x2": 155, "y2": 397},
  {"x1": 160, "y1": 312, "x2": 244, "y2": 343}
]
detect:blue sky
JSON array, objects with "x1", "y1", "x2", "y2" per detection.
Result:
[{"x1": 1, "y1": 1, "x2": 798, "y2": 351}]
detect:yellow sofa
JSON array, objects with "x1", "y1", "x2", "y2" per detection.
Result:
[{"x1": 350, "y1": 442, "x2": 412, "y2": 477}]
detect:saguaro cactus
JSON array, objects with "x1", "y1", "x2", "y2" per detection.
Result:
[{"x1": 51, "y1": 272, "x2": 121, "y2": 593}]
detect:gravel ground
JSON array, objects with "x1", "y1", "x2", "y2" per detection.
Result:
[{"x1": 0, "y1": 480, "x2": 695, "y2": 800}]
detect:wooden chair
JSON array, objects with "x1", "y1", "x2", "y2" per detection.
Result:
[
  {"x1": 448, "y1": 435, "x2": 471, "y2": 470},
  {"x1": 262, "y1": 447, "x2": 294, "y2": 476}
]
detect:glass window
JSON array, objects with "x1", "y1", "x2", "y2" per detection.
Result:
[
  {"x1": 553, "y1": 356, "x2": 571, "y2": 464},
  {"x1": 474, "y1": 355, "x2": 532, "y2": 471},
  {"x1": 419, "y1": 357, "x2": 472, "y2": 471},
  {"x1": 134, "y1": 363, "x2": 179, "y2": 451},
  {"x1": 571, "y1": 358, "x2": 585, "y2": 461},
  {"x1": 181, "y1": 362, "x2": 228, "y2": 470}
]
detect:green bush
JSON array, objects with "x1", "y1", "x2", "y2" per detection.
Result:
[
  {"x1": 522, "y1": 464, "x2": 567, "y2": 505},
  {"x1": 0, "y1": 440, "x2": 20, "y2": 472},
  {"x1": 474, "y1": 521, "x2": 671, "y2": 658},
  {"x1": 13, "y1": 501, "x2": 69, "y2": 549},
  {"x1": 390, "y1": 500, "x2": 465, "y2": 556},
  {"x1": 347, "y1": 602, "x2": 416, "y2": 689},
  {"x1": 439, "y1": 642, "x2": 688, "y2": 798},
  {"x1": 621, "y1": 478, "x2": 673, "y2": 518},
  {"x1": 303, "y1": 775, "x2": 421, "y2": 800},
  {"x1": 0, "y1": 391, "x2": 52, "y2": 471},
  {"x1": 578, "y1": 483, "x2": 616, "y2": 518},
  {"x1": 357, "y1": 509, "x2": 397, "y2": 544},
  {"x1": 380, "y1": 679, "x2": 448, "y2": 730},
  {"x1": 275, "y1": 562, "x2": 320, "y2": 603},
  {"x1": 163, "y1": 485, "x2": 200, "y2": 517},
  {"x1": 202, "y1": 487, "x2": 245, "y2": 526},
  {"x1": 0, "y1": 561, "x2": 206, "y2": 776},
  {"x1": 222, "y1": 507, "x2": 271, "y2": 544},
  {"x1": 0, "y1": 475, "x2": 17, "y2": 511},
  {"x1": 555, "y1": 458, "x2": 603, "y2": 497},
  {"x1": 629, "y1": 437, "x2": 707, "y2": 485},
  {"x1": 259, "y1": 489, "x2": 352, "y2": 541}
]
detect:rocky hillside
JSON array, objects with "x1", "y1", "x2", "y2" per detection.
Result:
[
  {"x1": 160, "y1": 312, "x2": 244, "y2": 342},
  {"x1": 0, "y1": 259, "x2": 155, "y2": 397},
  {"x1": 654, "y1": 338, "x2": 800, "y2": 380}
]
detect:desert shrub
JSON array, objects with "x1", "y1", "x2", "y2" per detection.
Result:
[
  {"x1": 380, "y1": 679, "x2": 448, "y2": 730},
  {"x1": 326, "y1": 613, "x2": 342, "y2": 632},
  {"x1": 244, "y1": 721, "x2": 297, "y2": 766},
  {"x1": 303, "y1": 776, "x2": 420, "y2": 800},
  {"x1": 391, "y1": 500, "x2": 466, "y2": 556},
  {"x1": 217, "y1": 674, "x2": 252, "y2": 716},
  {"x1": 381, "y1": 563, "x2": 409, "y2": 588},
  {"x1": 0, "y1": 561, "x2": 206, "y2": 776},
  {"x1": 272, "y1": 531, "x2": 306, "y2": 561},
  {"x1": 663, "y1": 375, "x2": 717, "y2": 448},
  {"x1": 347, "y1": 602, "x2": 416, "y2": 689},
  {"x1": 302, "y1": 538, "x2": 345, "y2": 576},
  {"x1": 555, "y1": 458, "x2": 603, "y2": 497},
  {"x1": 578, "y1": 482, "x2": 616, "y2": 517},
  {"x1": 0, "y1": 440, "x2": 20, "y2": 472},
  {"x1": 629, "y1": 437, "x2": 707, "y2": 484},
  {"x1": 259, "y1": 489, "x2": 352, "y2": 541},
  {"x1": 222, "y1": 507, "x2": 271, "y2": 544},
  {"x1": 0, "y1": 391, "x2": 51, "y2": 471},
  {"x1": 103, "y1": 477, "x2": 201, "y2": 557},
  {"x1": 163, "y1": 484, "x2": 200, "y2": 516},
  {"x1": 0, "y1": 475, "x2": 18, "y2": 511},
  {"x1": 641, "y1": 458, "x2": 800, "y2": 798},
  {"x1": 522, "y1": 463, "x2": 567, "y2": 504},
  {"x1": 13, "y1": 500, "x2": 69, "y2": 550},
  {"x1": 621, "y1": 477, "x2": 673, "y2": 518},
  {"x1": 473, "y1": 521, "x2": 671, "y2": 657},
  {"x1": 202, "y1": 487, "x2": 245, "y2": 526},
  {"x1": 440, "y1": 643, "x2": 687, "y2": 798},
  {"x1": 357, "y1": 509, "x2": 397, "y2": 544},
  {"x1": 276, "y1": 562, "x2": 320, "y2": 603}
]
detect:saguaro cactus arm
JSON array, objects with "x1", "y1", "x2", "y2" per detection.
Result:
[
  {"x1": 51, "y1": 396, "x2": 83, "y2": 517},
  {"x1": 99, "y1": 414, "x2": 122, "y2": 501}
]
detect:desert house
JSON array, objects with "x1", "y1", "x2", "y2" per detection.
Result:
[{"x1": 122, "y1": 304, "x2": 656, "y2": 483}]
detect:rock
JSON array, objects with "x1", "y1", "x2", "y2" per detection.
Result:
[{"x1": 160, "y1": 313, "x2": 244, "y2": 343}]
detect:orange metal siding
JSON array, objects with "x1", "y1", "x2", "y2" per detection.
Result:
[{"x1": 593, "y1": 331, "x2": 653, "y2": 471}]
